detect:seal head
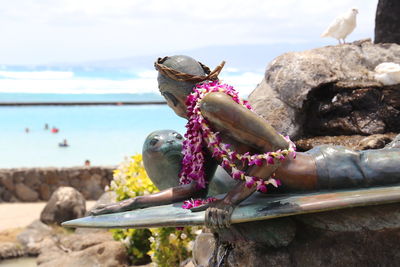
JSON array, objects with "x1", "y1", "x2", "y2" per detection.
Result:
[
  {"x1": 142, "y1": 130, "x2": 238, "y2": 194},
  {"x1": 142, "y1": 130, "x2": 184, "y2": 190}
]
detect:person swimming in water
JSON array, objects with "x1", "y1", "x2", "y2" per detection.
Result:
[{"x1": 59, "y1": 139, "x2": 69, "y2": 147}]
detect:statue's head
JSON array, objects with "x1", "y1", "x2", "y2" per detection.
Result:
[{"x1": 154, "y1": 55, "x2": 225, "y2": 118}]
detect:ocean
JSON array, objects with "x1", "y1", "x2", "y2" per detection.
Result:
[
  {"x1": 0, "y1": 103, "x2": 186, "y2": 168},
  {"x1": 0, "y1": 66, "x2": 262, "y2": 168}
]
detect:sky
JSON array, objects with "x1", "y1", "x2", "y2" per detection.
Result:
[{"x1": 0, "y1": 0, "x2": 379, "y2": 65}]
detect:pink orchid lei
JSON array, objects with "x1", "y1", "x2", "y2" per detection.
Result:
[
  {"x1": 182, "y1": 197, "x2": 218, "y2": 209},
  {"x1": 179, "y1": 80, "x2": 296, "y2": 193}
]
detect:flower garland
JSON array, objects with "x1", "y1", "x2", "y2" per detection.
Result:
[
  {"x1": 179, "y1": 80, "x2": 296, "y2": 192},
  {"x1": 181, "y1": 197, "x2": 218, "y2": 209}
]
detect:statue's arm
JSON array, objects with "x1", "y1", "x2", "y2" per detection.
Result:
[
  {"x1": 134, "y1": 181, "x2": 209, "y2": 208},
  {"x1": 91, "y1": 157, "x2": 217, "y2": 216},
  {"x1": 200, "y1": 92, "x2": 289, "y2": 152},
  {"x1": 90, "y1": 181, "x2": 207, "y2": 215},
  {"x1": 194, "y1": 92, "x2": 317, "y2": 228},
  {"x1": 199, "y1": 92, "x2": 317, "y2": 190}
]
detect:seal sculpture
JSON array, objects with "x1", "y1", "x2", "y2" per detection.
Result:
[{"x1": 143, "y1": 129, "x2": 237, "y2": 195}]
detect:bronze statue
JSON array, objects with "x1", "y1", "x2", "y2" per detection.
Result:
[{"x1": 91, "y1": 55, "x2": 400, "y2": 229}]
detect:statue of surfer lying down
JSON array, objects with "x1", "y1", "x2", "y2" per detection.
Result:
[{"x1": 91, "y1": 55, "x2": 400, "y2": 229}]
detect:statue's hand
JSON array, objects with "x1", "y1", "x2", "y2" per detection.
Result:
[
  {"x1": 191, "y1": 199, "x2": 235, "y2": 229},
  {"x1": 90, "y1": 197, "x2": 139, "y2": 216}
]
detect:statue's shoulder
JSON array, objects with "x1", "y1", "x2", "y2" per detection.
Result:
[{"x1": 199, "y1": 92, "x2": 233, "y2": 112}]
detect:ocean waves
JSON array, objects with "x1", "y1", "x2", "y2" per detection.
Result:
[{"x1": 0, "y1": 68, "x2": 263, "y2": 97}]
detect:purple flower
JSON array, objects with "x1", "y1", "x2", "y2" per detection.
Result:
[
  {"x1": 249, "y1": 158, "x2": 264, "y2": 166},
  {"x1": 182, "y1": 197, "x2": 217, "y2": 210},
  {"x1": 221, "y1": 158, "x2": 231, "y2": 169},
  {"x1": 244, "y1": 176, "x2": 257, "y2": 188},
  {"x1": 231, "y1": 167, "x2": 244, "y2": 180},
  {"x1": 267, "y1": 157, "x2": 275, "y2": 165},
  {"x1": 257, "y1": 184, "x2": 267, "y2": 193}
]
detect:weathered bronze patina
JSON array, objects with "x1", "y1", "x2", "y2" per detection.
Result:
[
  {"x1": 87, "y1": 55, "x2": 400, "y2": 229},
  {"x1": 63, "y1": 184, "x2": 400, "y2": 228}
]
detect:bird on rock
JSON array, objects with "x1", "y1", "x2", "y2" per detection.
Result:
[
  {"x1": 321, "y1": 8, "x2": 358, "y2": 44},
  {"x1": 374, "y1": 62, "x2": 400, "y2": 86}
]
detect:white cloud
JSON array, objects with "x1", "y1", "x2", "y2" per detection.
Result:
[
  {"x1": 0, "y1": 77, "x2": 157, "y2": 94},
  {"x1": 0, "y1": 0, "x2": 378, "y2": 64},
  {"x1": 137, "y1": 70, "x2": 158, "y2": 79},
  {"x1": 0, "y1": 71, "x2": 74, "y2": 79},
  {"x1": 220, "y1": 72, "x2": 264, "y2": 97},
  {"x1": 0, "y1": 69, "x2": 158, "y2": 94}
]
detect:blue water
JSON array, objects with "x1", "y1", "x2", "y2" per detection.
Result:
[
  {"x1": 0, "y1": 93, "x2": 163, "y2": 103},
  {"x1": 0, "y1": 104, "x2": 186, "y2": 168},
  {"x1": 0, "y1": 65, "x2": 261, "y2": 167}
]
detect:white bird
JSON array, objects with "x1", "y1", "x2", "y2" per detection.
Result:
[
  {"x1": 321, "y1": 8, "x2": 358, "y2": 44},
  {"x1": 374, "y1": 62, "x2": 400, "y2": 86}
]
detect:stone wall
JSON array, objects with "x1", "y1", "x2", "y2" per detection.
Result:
[{"x1": 0, "y1": 166, "x2": 115, "y2": 202}]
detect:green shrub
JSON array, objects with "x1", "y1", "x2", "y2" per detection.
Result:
[{"x1": 109, "y1": 154, "x2": 200, "y2": 266}]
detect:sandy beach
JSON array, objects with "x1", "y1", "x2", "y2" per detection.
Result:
[{"x1": 0, "y1": 201, "x2": 96, "y2": 231}]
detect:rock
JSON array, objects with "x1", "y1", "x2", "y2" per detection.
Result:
[
  {"x1": 248, "y1": 41, "x2": 400, "y2": 139},
  {"x1": 37, "y1": 240, "x2": 129, "y2": 267},
  {"x1": 12, "y1": 171, "x2": 24, "y2": 183},
  {"x1": 207, "y1": 203, "x2": 400, "y2": 267},
  {"x1": 39, "y1": 184, "x2": 50, "y2": 201},
  {"x1": 44, "y1": 170, "x2": 58, "y2": 185},
  {"x1": 16, "y1": 220, "x2": 53, "y2": 256},
  {"x1": 23, "y1": 170, "x2": 41, "y2": 189},
  {"x1": 40, "y1": 187, "x2": 86, "y2": 225},
  {"x1": 0, "y1": 173, "x2": 15, "y2": 192},
  {"x1": 0, "y1": 242, "x2": 25, "y2": 259},
  {"x1": 35, "y1": 237, "x2": 64, "y2": 265},
  {"x1": 295, "y1": 133, "x2": 397, "y2": 151},
  {"x1": 287, "y1": 223, "x2": 400, "y2": 267},
  {"x1": 295, "y1": 203, "x2": 400, "y2": 232},
  {"x1": 375, "y1": 0, "x2": 400, "y2": 44},
  {"x1": 83, "y1": 174, "x2": 104, "y2": 199},
  {"x1": 1, "y1": 190, "x2": 12, "y2": 201},
  {"x1": 86, "y1": 191, "x2": 117, "y2": 216},
  {"x1": 0, "y1": 166, "x2": 115, "y2": 203},
  {"x1": 182, "y1": 259, "x2": 195, "y2": 267},
  {"x1": 216, "y1": 218, "x2": 296, "y2": 247},
  {"x1": 0, "y1": 186, "x2": 4, "y2": 202},
  {"x1": 224, "y1": 242, "x2": 291, "y2": 267},
  {"x1": 192, "y1": 233, "x2": 216, "y2": 267},
  {"x1": 15, "y1": 183, "x2": 39, "y2": 202},
  {"x1": 58, "y1": 231, "x2": 114, "y2": 251},
  {"x1": 356, "y1": 133, "x2": 395, "y2": 150}
]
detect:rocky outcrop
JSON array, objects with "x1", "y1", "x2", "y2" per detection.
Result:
[
  {"x1": 190, "y1": 41, "x2": 400, "y2": 266},
  {"x1": 195, "y1": 203, "x2": 400, "y2": 267},
  {"x1": 0, "y1": 166, "x2": 114, "y2": 202},
  {"x1": 38, "y1": 239, "x2": 129, "y2": 267},
  {"x1": 0, "y1": 242, "x2": 25, "y2": 259},
  {"x1": 17, "y1": 220, "x2": 53, "y2": 255},
  {"x1": 375, "y1": 0, "x2": 400, "y2": 44},
  {"x1": 295, "y1": 132, "x2": 397, "y2": 151},
  {"x1": 248, "y1": 40, "x2": 400, "y2": 144},
  {"x1": 1, "y1": 219, "x2": 129, "y2": 265},
  {"x1": 40, "y1": 187, "x2": 86, "y2": 225},
  {"x1": 34, "y1": 226, "x2": 129, "y2": 267}
]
